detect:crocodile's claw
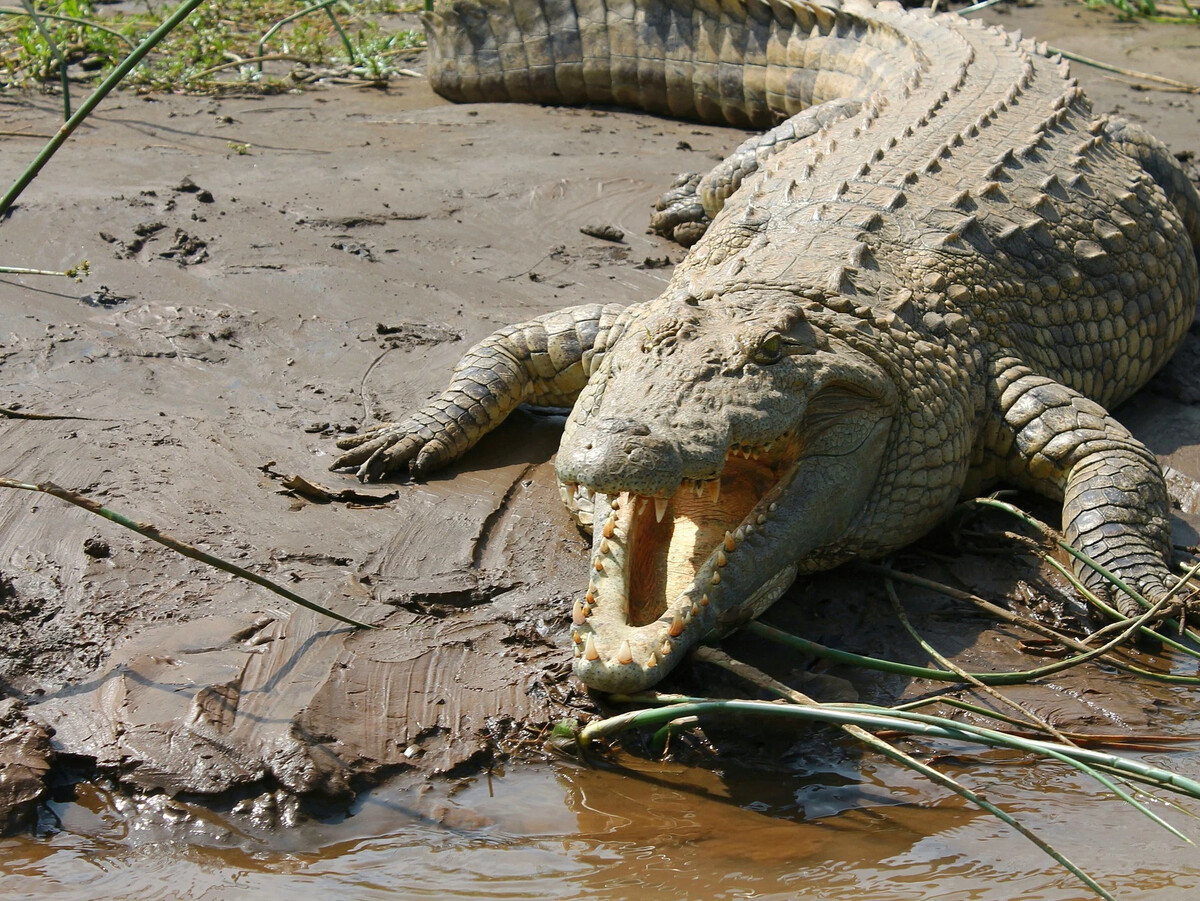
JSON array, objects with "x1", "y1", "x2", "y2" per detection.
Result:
[
  {"x1": 332, "y1": 415, "x2": 458, "y2": 481},
  {"x1": 650, "y1": 173, "x2": 710, "y2": 247}
]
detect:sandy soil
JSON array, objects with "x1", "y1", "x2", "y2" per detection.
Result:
[{"x1": 0, "y1": 0, "x2": 1199, "y2": 830}]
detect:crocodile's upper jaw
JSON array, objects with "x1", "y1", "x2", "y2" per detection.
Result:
[{"x1": 567, "y1": 409, "x2": 894, "y2": 693}]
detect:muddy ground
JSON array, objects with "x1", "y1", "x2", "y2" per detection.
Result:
[{"x1": 1, "y1": 0, "x2": 1200, "y2": 835}]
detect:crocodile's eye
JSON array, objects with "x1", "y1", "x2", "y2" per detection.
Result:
[{"x1": 753, "y1": 333, "x2": 784, "y2": 365}]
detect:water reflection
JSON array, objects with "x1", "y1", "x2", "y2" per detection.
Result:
[{"x1": 2, "y1": 742, "x2": 1199, "y2": 900}]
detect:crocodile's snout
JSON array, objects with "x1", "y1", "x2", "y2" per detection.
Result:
[{"x1": 558, "y1": 417, "x2": 682, "y2": 497}]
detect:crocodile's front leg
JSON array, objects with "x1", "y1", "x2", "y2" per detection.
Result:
[
  {"x1": 333, "y1": 303, "x2": 629, "y2": 481},
  {"x1": 979, "y1": 360, "x2": 1176, "y2": 618},
  {"x1": 650, "y1": 98, "x2": 863, "y2": 246}
]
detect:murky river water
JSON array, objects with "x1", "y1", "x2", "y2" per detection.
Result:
[{"x1": 4, "y1": 728, "x2": 1199, "y2": 901}]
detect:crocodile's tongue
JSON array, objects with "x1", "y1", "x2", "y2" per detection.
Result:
[{"x1": 626, "y1": 456, "x2": 777, "y2": 627}]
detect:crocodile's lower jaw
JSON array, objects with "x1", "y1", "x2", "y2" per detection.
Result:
[{"x1": 570, "y1": 445, "x2": 801, "y2": 692}]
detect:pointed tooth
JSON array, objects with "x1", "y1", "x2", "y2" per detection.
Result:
[
  {"x1": 734, "y1": 526, "x2": 745, "y2": 542},
  {"x1": 572, "y1": 599, "x2": 587, "y2": 625},
  {"x1": 617, "y1": 640, "x2": 633, "y2": 665},
  {"x1": 700, "y1": 593, "x2": 709, "y2": 606},
  {"x1": 717, "y1": 549, "x2": 727, "y2": 567},
  {"x1": 639, "y1": 497, "x2": 650, "y2": 516},
  {"x1": 599, "y1": 538, "x2": 610, "y2": 555},
  {"x1": 594, "y1": 558, "x2": 604, "y2": 572},
  {"x1": 660, "y1": 639, "x2": 673, "y2": 656},
  {"x1": 691, "y1": 603, "x2": 700, "y2": 617},
  {"x1": 711, "y1": 570, "x2": 721, "y2": 585},
  {"x1": 612, "y1": 492, "x2": 624, "y2": 510},
  {"x1": 710, "y1": 479, "x2": 721, "y2": 503},
  {"x1": 724, "y1": 531, "x2": 736, "y2": 553},
  {"x1": 655, "y1": 497, "x2": 668, "y2": 523},
  {"x1": 602, "y1": 518, "x2": 615, "y2": 539},
  {"x1": 745, "y1": 523, "x2": 755, "y2": 536},
  {"x1": 742, "y1": 448, "x2": 752, "y2": 460},
  {"x1": 668, "y1": 613, "x2": 685, "y2": 637},
  {"x1": 572, "y1": 629, "x2": 582, "y2": 644},
  {"x1": 584, "y1": 634, "x2": 600, "y2": 661},
  {"x1": 646, "y1": 652, "x2": 658, "y2": 669},
  {"x1": 769, "y1": 502, "x2": 777, "y2": 512}
]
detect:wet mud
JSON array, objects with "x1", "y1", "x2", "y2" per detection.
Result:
[{"x1": 1, "y1": 0, "x2": 1200, "y2": 896}]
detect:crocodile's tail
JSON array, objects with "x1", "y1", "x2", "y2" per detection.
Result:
[{"x1": 422, "y1": 0, "x2": 922, "y2": 129}]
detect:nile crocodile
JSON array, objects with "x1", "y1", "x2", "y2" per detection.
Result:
[{"x1": 332, "y1": 0, "x2": 1200, "y2": 692}]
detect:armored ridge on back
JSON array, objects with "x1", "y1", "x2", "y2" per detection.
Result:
[{"x1": 332, "y1": 0, "x2": 1200, "y2": 692}]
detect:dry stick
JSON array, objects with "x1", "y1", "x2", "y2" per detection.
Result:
[
  {"x1": 0, "y1": 0, "x2": 209, "y2": 218},
  {"x1": 192, "y1": 53, "x2": 312, "y2": 79},
  {"x1": 0, "y1": 406, "x2": 94, "y2": 420},
  {"x1": 862, "y1": 561, "x2": 1200, "y2": 682},
  {"x1": 883, "y1": 578, "x2": 1079, "y2": 748},
  {"x1": 747, "y1": 582, "x2": 1190, "y2": 687},
  {"x1": 1048, "y1": 45, "x2": 1200, "y2": 93},
  {"x1": 0, "y1": 477, "x2": 373, "y2": 630}
]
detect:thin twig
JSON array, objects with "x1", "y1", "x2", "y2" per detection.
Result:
[
  {"x1": 1048, "y1": 45, "x2": 1200, "y2": 93},
  {"x1": 0, "y1": 0, "x2": 210, "y2": 218},
  {"x1": 0, "y1": 477, "x2": 373, "y2": 630}
]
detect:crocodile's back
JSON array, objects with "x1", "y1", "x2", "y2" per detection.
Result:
[{"x1": 660, "y1": 1, "x2": 1199, "y2": 414}]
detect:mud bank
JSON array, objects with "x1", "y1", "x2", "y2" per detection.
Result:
[{"x1": 0, "y1": 0, "x2": 1199, "y2": 834}]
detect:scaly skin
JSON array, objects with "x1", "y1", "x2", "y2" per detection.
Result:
[{"x1": 333, "y1": 0, "x2": 1200, "y2": 692}]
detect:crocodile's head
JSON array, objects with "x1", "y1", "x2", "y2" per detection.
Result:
[{"x1": 556, "y1": 289, "x2": 897, "y2": 691}]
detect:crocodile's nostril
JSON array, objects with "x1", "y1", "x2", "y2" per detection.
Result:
[{"x1": 597, "y1": 417, "x2": 651, "y2": 436}]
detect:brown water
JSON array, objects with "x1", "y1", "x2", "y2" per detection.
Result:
[{"x1": 5, "y1": 729, "x2": 1200, "y2": 900}]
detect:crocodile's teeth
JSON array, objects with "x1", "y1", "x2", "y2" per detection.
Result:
[
  {"x1": 655, "y1": 497, "x2": 668, "y2": 523},
  {"x1": 599, "y1": 538, "x2": 610, "y2": 555},
  {"x1": 734, "y1": 526, "x2": 745, "y2": 542},
  {"x1": 572, "y1": 629, "x2": 582, "y2": 644},
  {"x1": 710, "y1": 479, "x2": 721, "y2": 503},
  {"x1": 724, "y1": 531, "x2": 736, "y2": 553},
  {"x1": 572, "y1": 599, "x2": 587, "y2": 625},
  {"x1": 602, "y1": 517, "x2": 615, "y2": 539},
  {"x1": 594, "y1": 558, "x2": 604, "y2": 572},
  {"x1": 668, "y1": 613, "x2": 685, "y2": 637},
  {"x1": 584, "y1": 634, "x2": 600, "y2": 661},
  {"x1": 565, "y1": 482, "x2": 577, "y2": 497},
  {"x1": 660, "y1": 639, "x2": 672, "y2": 657},
  {"x1": 638, "y1": 497, "x2": 650, "y2": 516},
  {"x1": 692, "y1": 480, "x2": 704, "y2": 498},
  {"x1": 646, "y1": 652, "x2": 658, "y2": 669},
  {"x1": 716, "y1": 549, "x2": 727, "y2": 568},
  {"x1": 711, "y1": 570, "x2": 721, "y2": 586},
  {"x1": 700, "y1": 593, "x2": 709, "y2": 606},
  {"x1": 691, "y1": 603, "x2": 700, "y2": 617},
  {"x1": 617, "y1": 640, "x2": 633, "y2": 665}
]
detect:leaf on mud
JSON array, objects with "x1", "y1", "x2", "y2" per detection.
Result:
[{"x1": 278, "y1": 473, "x2": 397, "y2": 506}]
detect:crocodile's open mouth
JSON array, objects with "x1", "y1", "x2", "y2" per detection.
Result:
[{"x1": 569, "y1": 434, "x2": 804, "y2": 687}]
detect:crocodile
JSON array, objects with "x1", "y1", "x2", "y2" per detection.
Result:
[{"x1": 332, "y1": 0, "x2": 1200, "y2": 692}]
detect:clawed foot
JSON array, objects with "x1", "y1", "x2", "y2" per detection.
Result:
[
  {"x1": 650, "y1": 173, "x2": 710, "y2": 247},
  {"x1": 332, "y1": 416, "x2": 458, "y2": 481},
  {"x1": 1092, "y1": 569, "x2": 1199, "y2": 634}
]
